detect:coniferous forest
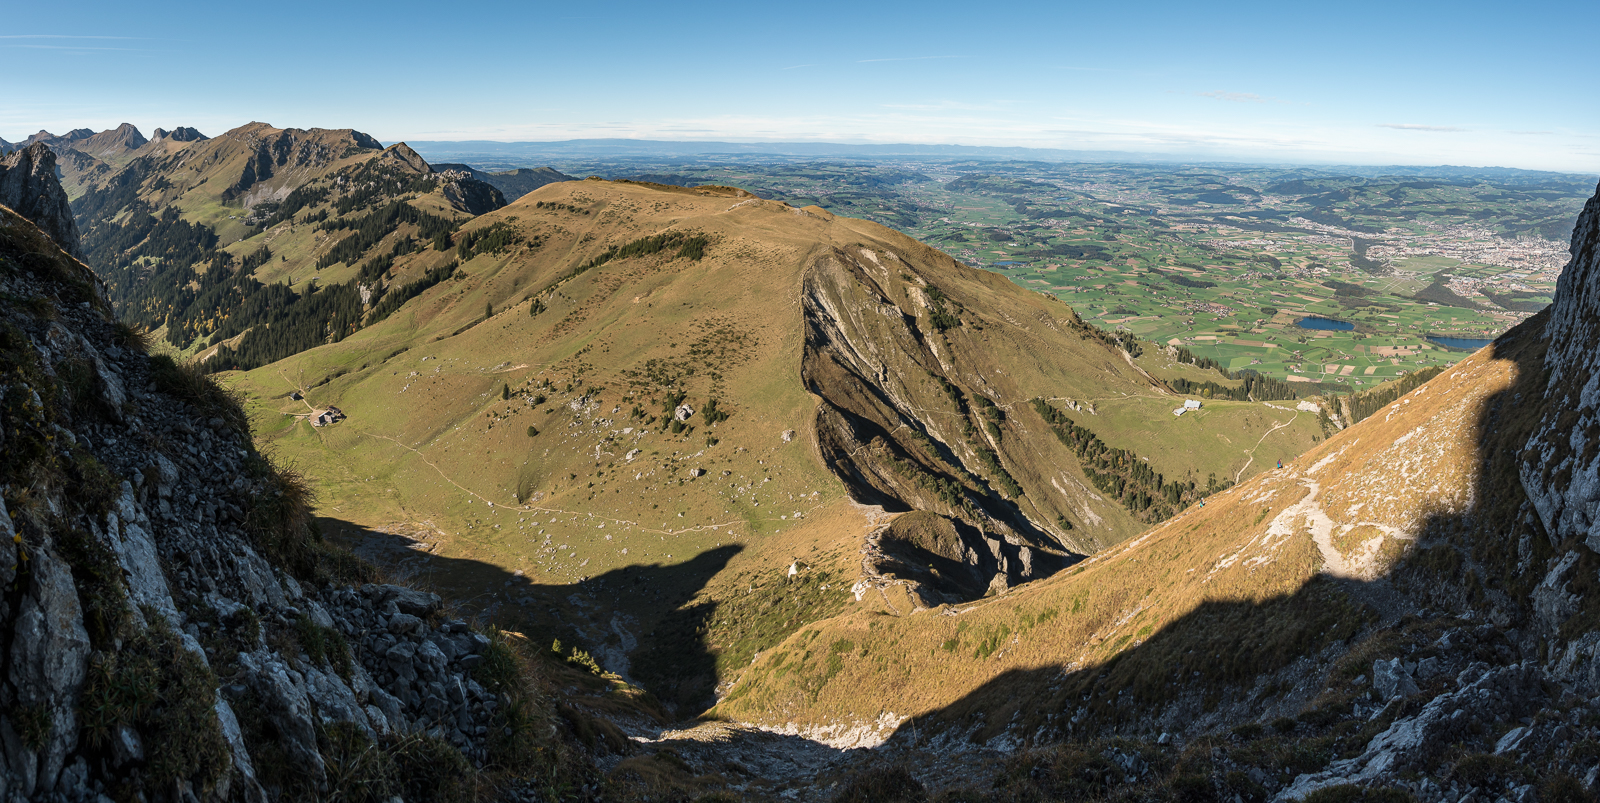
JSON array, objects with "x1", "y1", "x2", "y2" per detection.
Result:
[
  {"x1": 1033, "y1": 398, "x2": 1229, "y2": 522},
  {"x1": 68, "y1": 156, "x2": 515, "y2": 372}
]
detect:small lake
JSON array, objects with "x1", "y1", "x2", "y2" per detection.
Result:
[
  {"x1": 1296, "y1": 316, "x2": 1354, "y2": 331},
  {"x1": 1427, "y1": 336, "x2": 1495, "y2": 351}
]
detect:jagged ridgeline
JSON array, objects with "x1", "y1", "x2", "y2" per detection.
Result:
[
  {"x1": 63, "y1": 123, "x2": 518, "y2": 370},
  {"x1": 0, "y1": 195, "x2": 613, "y2": 798},
  {"x1": 229, "y1": 178, "x2": 1323, "y2": 719}
]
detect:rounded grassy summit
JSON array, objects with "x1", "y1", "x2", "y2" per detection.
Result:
[{"x1": 228, "y1": 177, "x2": 1322, "y2": 714}]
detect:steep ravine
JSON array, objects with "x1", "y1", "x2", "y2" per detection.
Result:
[{"x1": 801, "y1": 245, "x2": 1077, "y2": 602}]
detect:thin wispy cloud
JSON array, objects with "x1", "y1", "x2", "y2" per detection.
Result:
[
  {"x1": 0, "y1": 35, "x2": 141, "y2": 39},
  {"x1": 1053, "y1": 65, "x2": 1137, "y2": 73},
  {"x1": 856, "y1": 55, "x2": 962, "y2": 63},
  {"x1": 1378, "y1": 123, "x2": 1465, "y2": 132},
  {"x1": 3, "y1": 45, "x2": 159, "y2": 52},
  {"x1": 1, "y1": 34, "x2": 166, "y2": 52},
  {"x1": 1198, "y1": 91, "x2": 1267, "y2": 103},
  {"x1": 881, "y1": 100, "x2": 1012, "y2": 112}
]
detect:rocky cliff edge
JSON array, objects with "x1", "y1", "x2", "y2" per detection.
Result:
[
  {"x1": 0, "y1": 145, "x2": 80, "y2": 260},
  {"x1": 0, "y1": 152, "x2": 593, "y2": 802}
]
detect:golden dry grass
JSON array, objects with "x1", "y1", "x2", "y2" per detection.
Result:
[
  {"x1": 219, "y1": 179, "x2": 1336, "y2": 716},
  {"x1": 712, "y1": 342, "x2": 1523, "y2": 734}
]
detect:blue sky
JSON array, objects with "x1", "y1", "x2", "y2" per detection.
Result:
[{"x1": 5, "y1": 0, "x2": 1597, "y2": 171}]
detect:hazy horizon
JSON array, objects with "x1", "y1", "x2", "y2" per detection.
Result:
[{"x1": 10, "y1": 0, "x2": 1598, "y2": 172}]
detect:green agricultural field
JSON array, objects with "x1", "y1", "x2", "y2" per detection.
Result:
[{"x1": 444, "y1": 156, "x2": 1586, "y2": 397}]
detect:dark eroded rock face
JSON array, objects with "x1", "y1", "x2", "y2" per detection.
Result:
[
  {"x1": 1524, "y1": 181, "x2": 1600, "y2": 551},
  {"x1": 220, "y1": 125, "x2": 384, "y2": 204},
  {"x1": 439, "y1": 174, "x2": 506, "y2": 216},
  {"x1": 431, "y1": 165, "x2": 576, "y2": 202},
  {"x1": 0, "y1": 143, "x2": 82, "y2": 258},
  {"x1": 152, "y1": 126, "x2": 207, "y2": 143}
]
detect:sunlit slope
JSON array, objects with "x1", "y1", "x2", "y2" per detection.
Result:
[
  {"x1": 236, "y1": 181, "x2": 1105, "y2": 552},
  {"x1": 216, "y1": 141, "x2": 495, "y2": 290},
  {"x1": 226, "y1": 178, "x2": 1322, "y2": 707},
  {"x1": 117, "y1": 122, "x2": 384, "y2": 243},
  {"x1": 73, "y1": 122, "x2": 487, "y2": 268},
  {"x1": 73, "y1": 125, "x2": 511, "y2": 364},
  {"x1": 713, "y1": 324, "x2": 1530, "y2": 738}
]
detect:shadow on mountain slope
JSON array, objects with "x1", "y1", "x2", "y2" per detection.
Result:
[
  {"x1": 869, "y1": 307, "x2": 1573, "y2": 765},
  {"x1": 317, "y1": 518, "x2": 742, "y2": 713},
  {"x1": 320, "y1": 307, "x2": 1590, "y2": 799},
  {"x1": 315, "y1": 304, "x2": 1581, "y2": 798}
]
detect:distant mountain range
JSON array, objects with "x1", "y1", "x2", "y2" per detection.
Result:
[
  {"x1": 15, "y1": 128, "x2": 1587, "y2": 182},
  {"x1": 406, "y1": 138, "x2": 1598, "y2": 178},
  {"x1": 407, "y1": 138, "x2": 1184, "y2": 163}
]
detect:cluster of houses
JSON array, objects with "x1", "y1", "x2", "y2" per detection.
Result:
[
  {"x1": 311, "y1": 406, "x2": 346, "y2": 427},
  {"x1": 288, "y1": 389, "x2": 346, "y2": 427},
  {"x1": 1172, "y1": 399, "x2": 1202, "y2": 417}
]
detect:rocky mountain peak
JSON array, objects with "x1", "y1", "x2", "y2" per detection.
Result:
[
  {"x1": 73, "y1": 124, "x2": 149, "y2": 159},
  {"x1": 377, "y1": 141, "x2": 430, "y2": 174},
  {"x1": 152, "y1": 126, "x2": 207, "y2": 142},
  {"x1": 107, "y1": 122, "x2": 146, "y2": 146},
  {"x1": 0, "y1": 142, "x2": 82, "y2": 258}
]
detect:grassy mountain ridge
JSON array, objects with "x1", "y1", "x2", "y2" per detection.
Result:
[
  {"x1": 60, "y1": 123, "x2": 510, "y2": 367},
  {"x1": 245, "y1": 177, "x2": 1600, "y2": 800},
  {"x1": 220, "y1": 178, "x2": 1322, "y2": 714}
]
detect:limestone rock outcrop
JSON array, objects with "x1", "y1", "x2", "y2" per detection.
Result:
[
  {"x1": 0, "y1": 143, "x2": 81, "y2": 258},
  {"x1": 0, "y1": 135, "x2": 558, "y2": 803},
  {"x1": 1524, "y1": 181, "x2": 1600, "y2": 552},
  {"x1": 151, "y1": 126, "x2": 207, "y2": 143}
]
